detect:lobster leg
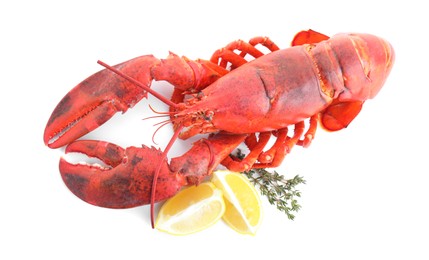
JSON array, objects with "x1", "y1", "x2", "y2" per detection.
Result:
[
  {"x1": 257, "y1": 128, "x2": 289, "y2": 163},
  {"x1": 242, "y1": 36, "x2": 281, "y2": 55},
  {"x1": 221, "y1": 132, "x2": 271, "y2": 172},
  {"x1": 249, "y1": 114, "x2": 318, "y2": 166},
  {"x1": 253, "y1": 122, "x2": 306, "y2": 168},
  {"x1": 211, "y1": 40, "x2": 264, "y2": 68},
  {"x1": 210, "y1": 36, "x2": 280, "y2": 69},
  {"x1": 297, "y1": 115, "x2": 318, "y2": 147}
]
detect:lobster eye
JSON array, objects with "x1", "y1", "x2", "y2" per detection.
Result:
[{"x1": 204, "y1": 110, "x2": 214, "y2": 121}]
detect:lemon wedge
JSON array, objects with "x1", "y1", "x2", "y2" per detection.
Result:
[
  {"x1": 155, "y1": 182, "x2": 225, "y2": 235},
  {"x1": 211, "y1": 170, "x2": 263, "y2": 235}
]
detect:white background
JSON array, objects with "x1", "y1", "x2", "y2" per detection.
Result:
[{"x1": 2, "y1": 0, "x2": 428, "y2": 259}]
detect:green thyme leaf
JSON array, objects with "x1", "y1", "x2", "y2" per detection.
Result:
[{"x1": 244, "y1": 168, "x2": 306, "y2": 220}]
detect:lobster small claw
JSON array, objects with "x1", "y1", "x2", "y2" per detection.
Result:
[
  {"x1": 44, "y1": 55, "x2": 160, "y2": 149},
  {"x1": 60, "y1": 140, "x2": 186, "y2": 208}
]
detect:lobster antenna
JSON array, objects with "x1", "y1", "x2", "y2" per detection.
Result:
[
  {"x1": 142, "y1": 105, "x2": 177, "y2": 122},
  {"x1": 148, "y1": 104, "x2": 176, "y2": 115},
  {"x1": 151, "y1": 119, "x2": 172, "y2": 145},
  {"x1": 150, "y1": 125, "x2": 184, "y2": 228},
  {"x1": 97, "y1": 60, "x2": 179, "y2": 109}
]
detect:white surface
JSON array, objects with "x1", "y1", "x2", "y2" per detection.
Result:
[{"x1": 1, "y1": 1, "x2": 428, "y2": 259}]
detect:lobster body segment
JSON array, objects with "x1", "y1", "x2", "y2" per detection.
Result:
[{"x1": 44, "y1": 30, "x2": 394, "y2": 221}]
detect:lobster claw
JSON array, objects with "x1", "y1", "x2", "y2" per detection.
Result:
[
  {"x1": 60, "y1": 140, "x2": 186, "y2": 208},
  {"x1": 44, "y1": 55, "x2": 160, "y2": 148}
]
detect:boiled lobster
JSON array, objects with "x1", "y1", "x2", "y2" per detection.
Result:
[{"x1": 44, "y1": 30, "x2": 394, "y2": 227}]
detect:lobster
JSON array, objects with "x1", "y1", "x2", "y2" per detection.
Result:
[{"x1": 44, "y1": 30, "x2": 394, "y2": 227}]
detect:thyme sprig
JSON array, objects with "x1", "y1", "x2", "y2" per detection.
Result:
[{"x1": 243, "y1": 169, "x2": 306, "y2": 220}]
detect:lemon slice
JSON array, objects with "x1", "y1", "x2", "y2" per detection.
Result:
[
  {"x1": 211, "y1": 170, "x2": 263, "y2": 235},
  {"x1": 155, "y1": 182, "x2": 225, "y2": 235}
]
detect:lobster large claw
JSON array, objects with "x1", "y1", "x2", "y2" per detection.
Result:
[
  {"x1": 60, "y1": 140, "x2": 186, "y2": 208},
  {"x1": 44, "y1": 55, "x2": 161, "y2": 149}
]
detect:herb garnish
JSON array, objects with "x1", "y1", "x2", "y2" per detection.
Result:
[{"x1": 244, "y1": 169, "x2": 305, "y2": 220}]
